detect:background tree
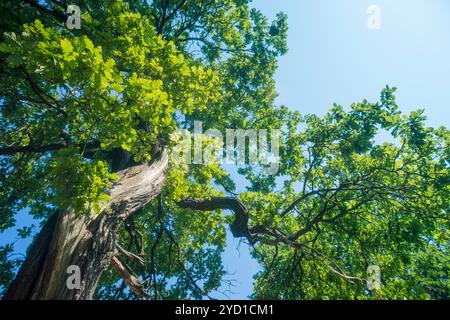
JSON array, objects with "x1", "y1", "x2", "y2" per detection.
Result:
[
  {"x1": 0, "y1": 0, "x2": 288, "y2": 299},
  {"x1": 0, "y1": 0, "x2": 448, "y2": 300}
]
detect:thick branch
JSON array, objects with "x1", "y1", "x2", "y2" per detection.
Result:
[
  {"x1": 111, "y1": 256, "x2": 147, "y2": 299},
  {"x1": 177, "y1": 196, "x2": 252, "y2": 241}
]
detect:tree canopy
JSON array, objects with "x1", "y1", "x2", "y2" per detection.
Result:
[{"x1": 0, "y1": 0, "x2": 449, "y2": 300}]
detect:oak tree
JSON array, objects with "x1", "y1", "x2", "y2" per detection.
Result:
[{"x1": 0, "y1": 0, "x2": 448, "y2": 299}]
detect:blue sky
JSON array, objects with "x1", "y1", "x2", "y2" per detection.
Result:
[
  {"x1": 2, "y1": 0, "x2": 450, "y2": 300},
  {"x1": 214, "y1": 0, "x2": 450, "y2": 299},
  {"x1": 259, "y1": 0, "x2": 450, "y2": 128}
]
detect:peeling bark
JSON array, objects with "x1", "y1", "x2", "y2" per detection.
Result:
[{"x1": 4, "y1": 149, "x2": 168, "y2": 300}]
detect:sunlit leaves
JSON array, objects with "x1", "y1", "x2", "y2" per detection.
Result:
[{"x1": 0, "y1": 1, "x2": 220, "y2": 216}]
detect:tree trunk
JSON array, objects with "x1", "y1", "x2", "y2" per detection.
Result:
[{"x1": 4, "y1": 149, "x2": 168, "y2": 300}]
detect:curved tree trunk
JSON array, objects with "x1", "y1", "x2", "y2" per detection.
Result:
[{"x1": 4, "y1": 150, "x2": 168, "y2": 300}]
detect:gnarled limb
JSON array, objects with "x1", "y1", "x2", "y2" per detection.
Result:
[
  {"x1": 176, "y1": 195, "x2": 364, "y2": 284},
  {"x1": 111, "y1": 256, "x2": 147, "y2": 299}
]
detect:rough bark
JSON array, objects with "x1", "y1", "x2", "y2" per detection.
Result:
[{"x1": 4, "y1": 149, "x2": 168, "y2": 300}]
